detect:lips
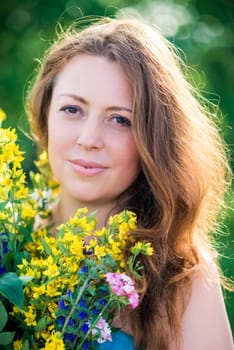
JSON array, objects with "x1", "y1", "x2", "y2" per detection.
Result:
[{"x1": 68, "y1": 159, "x2": 107, "y2": 176}]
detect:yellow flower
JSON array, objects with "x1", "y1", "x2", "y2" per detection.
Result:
[
  {"x1": 0, "y1": 211, "x2": 7, "y2": 220},
  {"x1": 94, "y1": 227, "x2": 108, "y2": 237},
  {"x1": 75, "y1": 207, "x2": 88, "y2": 216},
  {"x1": 119, "y1": 222, "x2": 130, "y2": 235},
  {"x1": 15, "y1": 184, "x2": 28, "y2": 199},
  {"x1": 13, "y1": 339, "x2": 23, "y2": 350},
  {"x1": 61, "y1": 231, "x2": 76, "y2": 244},
  {"x1": 39, "y1": 324, "x2": 55, "y2": 341},
  {"x1": 70, "y1": 239, "x2": 84, "y2": 256},
  {"x1": 0, "y1": 108, "x2": 6, "y2": 123},
  {"x1": 50, "y1": 244, "x2": 60, "y2": 257},
  {"x1": 47, "y1": 301, "x2": 58, "y2": 318},
  {"x1": 145, "y1": 244, "x2": 154, "y2": 256},
  {"x1": 21, "y1": 202, "x2": 37, "y2": 219},
  {"x1": 45, "y1": 281, "x2": 62, "y2": 297},
  {"x1": 42, "y1": 331, "x2": 65, "y2": 350},
  {"x1": 87, "y1": 238, "x2": 97, "y2": 249},
  {"x1": 68, "y1": 215, "x2": 95, "y2": 231},
  {"x1": 0, "y1": 127, "x2": 17, "y2": 143},
  {"x1": 0, "y1": 186, "x2": 7, "y2": 200},
  {"x1": 94, "y1": 245, "x2": 106, "y2": 260},
  {"x1": 1, "y1": 177, "x2": 13, "y2": 190},
  {"x1": 18, "y1": 258, "x2": 42, "y2": 279},
  {"x1": 11, "y1": 168, "x2": 24, "y2": 178},
  {"x1": 24, "y1": 306, "x2": 37, "y2": 326},
  {"x1": 35, "y1": 150, "x2": 48, "y2": 168},
  {"x1": 43, "y1": 261, "x2": 59, "y2": 278},
  {"x1": 10, "y1": 305, "x2": 22, "y2": 317},
  {"x1": 59, "y1": 273, "x2": 77, "y2": 289},
  {"x1": 1, "y1": 143, "x2": 24, "y2": 164},
  {"x1": 17, "y1": 258, "x2": 29, "y2": 269},
  {"x1": 61, "y1": 256, "x2": 79, "y2": 274},
  {"x1": 107, "y1": 241, "x2": 122, "y2": 261},
  {"x1": 31, "y1": 285, "x2": 46, "y2": 299},
  {"x1": 127, "y1": 211, "x2": 137, "y2": 229},
  {"x1": 130, "y1": 241, "x2": 154, "y2": 256}
]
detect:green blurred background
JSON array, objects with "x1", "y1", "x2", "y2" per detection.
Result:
[{"x1": 0, "y1": 0, "x2": 233, "y2": 335}]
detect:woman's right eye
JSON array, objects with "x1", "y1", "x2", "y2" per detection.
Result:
[{"x1": 60, "y1": 105, "x2": 84, "y2": 117}]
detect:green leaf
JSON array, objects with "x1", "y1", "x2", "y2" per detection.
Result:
[
  {"x1": 0, "y1": 300, "x2": 7, "y2": 332},
  {"x1": 21, "y1": 339, "x2": 30, "y2": 350},
  {"x1": 0, "y1": 273, "x2": 24, "y2": 309},
  {"x1": 2, "y1": 251, "x2": 14, "y2": 270},
  {"x1": 0, "y1": 331, "x2": 15, "y2": 346},
  {"x1": 18, "y1": 223, "x2": 34, "y2": 242},
  {"x1": 0, "y1": 202, "x2": 7, "y2": 211},
  {"x1": 41, "y1": 237, "x2": 51, "y2": 255},
  {"x1": 13, "y1": 251, "x2": 29, "y2": 266},
  {"x1": 86, "y1": 286, "x2": 96, "y2": 296},
  {"x1": 35, "y1": 316, "x2": 47, "y2": 332}
]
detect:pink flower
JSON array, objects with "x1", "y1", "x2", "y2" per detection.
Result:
[
  {"x1": 91, "y1": 317, "x2": 112, "y2": 343},
  {"x1": 105, "y1": 272, "x2": 139, "y2": 309},
  {"x1": 128, "y1": 291, "x2": 139, "y2": 309}
]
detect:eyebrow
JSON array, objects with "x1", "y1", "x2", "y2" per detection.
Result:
[{"x1": 60, "y1": 93, "x2": 133, "y2": 113}]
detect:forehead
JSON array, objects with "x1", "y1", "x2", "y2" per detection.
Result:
[{"x1": 52, "y1": 54, "x2": 133, "y2": 107}]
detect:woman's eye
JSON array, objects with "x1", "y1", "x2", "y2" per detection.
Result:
[
  {"x1": 112, "y1": 115, "x2": 131, "y2": 127},
  {"x1": 60, "y1": 105, "x2": 84, "y2": 116}
]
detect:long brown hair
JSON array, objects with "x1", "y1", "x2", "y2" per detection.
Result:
[{"x1": 26, "y1": 17, "x2": 231, "y2": 350}]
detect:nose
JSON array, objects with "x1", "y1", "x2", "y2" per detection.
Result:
[{"x1": 76, "y1": 116, "x2": 104, "y2": 150}]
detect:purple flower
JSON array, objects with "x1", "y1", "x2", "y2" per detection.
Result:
[
  {"x1": 81, "y1": 322, "x2": 90, "y2": 334},
  {"x1": 78, "y1": 311, "x2": 87, "y2": 320},
  {"x1": 0, "y1": 237, "x2": 8, "y2": 274},
  {"x1": 82, "y1": 340, "x2": 90, "y2": 350},
  {"x1": 64, "y1": 333, "x2": 76, "y2": 342},
  {"x1": 98, "y1": 298, "x2": 107, "y2": 306},
  {"x1": 79, "y1": 298, "x2": 86, "y2": 308},
  {"x1": 57, "y1": 316, "x2": 66, "y2": 327},
  {"x1": 68, "y1": 319, "x2": 76, "y2": 327},
  {"x1": 80, "y1": 266, "x2": 88, "y2": 274},
  {"x1": 58, "y1": 299, "x2": 69, "y2": 310},
  {"x1": 92, "y1": 308, "x2": 99, "y2": 316},
  {"x1": 67, "y1": 289, "x2": 73, "y2": 298},
  {"x1": 2, "y1": 241, "x2": 8, "y2": 254},
  {"x1": 0, "y1": 266, "x2": 6, "y2": 275}
]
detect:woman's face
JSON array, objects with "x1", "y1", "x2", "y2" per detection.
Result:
[{"x1": 47, "y1": 54, "x2": 140, "y2": 208}]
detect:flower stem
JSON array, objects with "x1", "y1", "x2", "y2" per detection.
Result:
[
  {"x1": 61, "y1": 277, "x2": 90, "y2": 336},
  {"x1": 75, "y1": 299, "x2": 113, "y2": 350}
]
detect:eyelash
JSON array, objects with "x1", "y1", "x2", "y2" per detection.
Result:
[
  {"x1": 60, "y1": 105, "x2": 83, "y2": 116},
  {"x1": 60, "y1": 105, "x2": 131, "y2": 127},
  {"x1": 111, "y1": 115, "x2": 131, "y2": 127}
]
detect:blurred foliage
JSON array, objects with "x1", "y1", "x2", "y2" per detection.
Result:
[{"x1": 0, "y1": 0, "x2": 233, "y2": 334}]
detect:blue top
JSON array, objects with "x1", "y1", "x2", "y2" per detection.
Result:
[{"x1": 98, "y1": 330, "x2": 137, "y2": 350}]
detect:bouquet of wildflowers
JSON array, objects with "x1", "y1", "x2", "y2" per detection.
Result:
[{"x1": 0, "y1": 109, "x2": 153, "y2": 350}]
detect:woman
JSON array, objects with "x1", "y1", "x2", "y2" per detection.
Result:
[{"x1": 26, "y1": 17, "x2": 233, "y2": 350}]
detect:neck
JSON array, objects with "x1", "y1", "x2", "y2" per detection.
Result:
[{"x1": 52, "y1": 193, "x2": 118, "y2": 229}]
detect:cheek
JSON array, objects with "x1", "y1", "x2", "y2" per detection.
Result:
[
  {"x1": 48, "y1": 120, "x2": 70, "y2": 151},
  {"x1": 120, "y1": 138, "x2": 140, "y2": 174},
  {"x1": 47, "y1": 124, "x2": 67, "y2": 170}
]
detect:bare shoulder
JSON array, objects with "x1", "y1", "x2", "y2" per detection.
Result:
[{"x1": 172, "y1": 262, "x2": 233, "y2": 350}]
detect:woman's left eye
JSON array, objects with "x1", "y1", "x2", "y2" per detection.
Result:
[
  {"x1": 60, "y1": 105, "x2": 84, "y2": 116},
  {"x1": 111, "y1": 115, "x2": 131, "y2": 127}
]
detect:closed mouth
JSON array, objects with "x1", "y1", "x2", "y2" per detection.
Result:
[{"x1": 69, "y1": 159, "x2": 106, "y2": 176}]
